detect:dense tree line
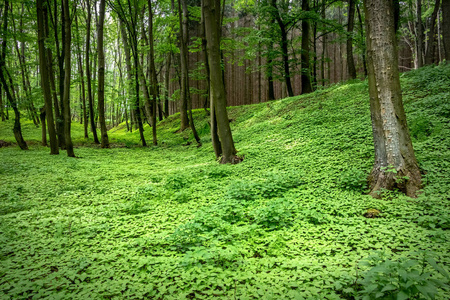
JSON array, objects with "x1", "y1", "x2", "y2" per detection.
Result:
[{"x1": 1, "y1": 0, "x2": 449, "y2": 194}]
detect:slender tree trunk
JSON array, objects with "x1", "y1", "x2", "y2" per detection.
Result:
[
  {"x1": 40, "y1": 108, "x2": 47, "y2": 146},
  {"x1": 444, "y1": 0, "x2": 450, "y2": 62},
  {"x1": 86, "y1": 0, "x2": 100, "y2": 143},
  {"x1": 0, "y1": 85, "x2": 4, "y2": 121},
  {"x1": 148, "y1": 0, "x2": 159, "y2": 145},
  {"x1": 424, "y1": 0, "x2": 441, "y2": 65},
  {"x1": 347, "y1": 0, "x2": 357, "y2": 79},
  {"x1": 37, "y1": 0, "x2": 58, "y2": 154},
  {"x1": 364, "y1": 0, "x2": 421, "y2": 197},
  {"x1": 62, "y1": 0, "x2": 74, "y2": 157},
  {"x1": 179, "y1": 0, "x2": 200, "y2": 145},
  {"x1": 301, "y1": 0, "x2": 313, "y2": 94},
  {"x1": 356, "y1": 3, "x2": 368, "y2": 76},
  {"x1": 164, "y1": 52, "x2": 171, "y2": 117},
  {"x1": 271, "y1": 0, "x2": 294, "y2": 97},
  {"x1": 0, "y1": 0, "x2": 27, "y2": 150},
  {"x1": 75, "y1": 15, "x2": 88, "y2": 139},
  {"x1": 415, "y1": 0, "x2": 424, "y2": 68},
  {"x1": 97, "y1": 0, "x2": 109, "y2": 148},
  {"x1": 203, "y1": 0, "x2": 237, "y2": 163}
]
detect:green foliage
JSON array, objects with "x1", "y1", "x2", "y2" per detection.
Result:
[
  {"x1": 340, "y1": 167, "x2": 368, "y2": 192},
  {"x1": 250, "y1": 199, "x2": 294, "y2": 230},
  {"x1": 0, "y1": 65, "x2": 449, "y2": 299},
  {"x1": 358, "y1": 252, "x2": 449, "y2": 300}
]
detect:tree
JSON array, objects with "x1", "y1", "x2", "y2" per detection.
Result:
[
  {"x1": 202, "y1": 0, "x2": 238, "y2": 163},
  {"x1": 300, "y1": 0, "x2": 313, "y2": 94},
  {"x1": 0, "y1": 0, "x2": 27, "y2": 150},
  {"x1": 98, "y1": 0, "x2": 109, "y2": 148},
  {"x1": 444, "y1": 0, "x2": 450, "y2": 62},
  {"x1": 86, "y1": 0, "x2": 100, "y2": 144},
  {"x1": 346, "y1": 0, "x2": 357, "y2": 79},
  {"x1": 364, "y1": 0, "x2": 421, "y2": 197},
  {"x1": 37, "y1": 0, "x2": 58, "y2": 154},
  {"x1": 62, "y1": 0, "x2": 75, "y2": 157},
  {"x1": 178, "y1": 0, "x2": 200, "y2": 145}
]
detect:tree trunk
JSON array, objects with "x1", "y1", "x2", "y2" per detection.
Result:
[
  {"x1": 424, "y1": 0, "x2": 441, "y2": 65},
  {"x1": 415, "y1": 0, "x2": 424, "y2": 68},
  {"x1": 40, "y1": 108, "x2": 47, "y2": 146},
  {"x1": 179, "y1": 0, "x2": 201, "y2": 146},
  {"x1": 301, "y1": 0, "x2": 313, "y2": 94},
  {"x1": 0, "y1": 85, "x2": 4, "y2": 121},
  {"x1": 356, "y1": 3, "x2": 368, "y2": 76},
  {"x1": 75, "y1": 15, "x2": 88, "y2": 139},
  {"x1": 62, "y1": 0, "x2": 74, "y2": 157},
  {"x1": 148, "y1": 0, "x2": 159, "y2": 145},
  {"x1": 444, "y1": 0, "x2": 450, "y2": 62},
  {"x1": 364, "y1": 0, "x2": 421, "y2": 197},
  {"x1": 86, "y1": 0, "x2": 100, "y2": 144},
  {"x1": 97, "y1": 0, "x2": 109, "y2": 148},
  {"x1": 0, "y1": 0, "x2": 27, "y2": 150},
  {"x1": 271, "y1": 0, "x2": 294, "y2": 97},
  {"x1": 37, "y1": 0, "x2": 58, "y2": 154},
  {"x1": 203, "y1": 0, "x2": 237, "y2": 163},
  {"x1": 347, "y1": 0, "x2": 357, "y2": 79},
  {"x1": 164, "y1": 52, "x2": 171, "y2": 117}
]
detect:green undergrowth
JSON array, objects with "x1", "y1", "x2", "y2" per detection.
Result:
[{"x1": 0, "y1": 65, "x2": 449, "y2": 299}]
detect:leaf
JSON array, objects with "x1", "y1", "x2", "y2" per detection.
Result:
[
  {"x1": 396, "y1": 291, "x2": 409, "y2": 300},
  {"x1": 381, "y1": 284, "x2": 397, "y2": 292}
]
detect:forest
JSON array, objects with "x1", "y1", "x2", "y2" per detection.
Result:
[{"x1": 1, "y1": 0, "x2": 450, "y2": 299}]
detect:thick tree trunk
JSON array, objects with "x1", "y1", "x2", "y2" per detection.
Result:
[
  {"x1": 97, "y1": 0, "x2": 109, "y2": 148},
  {"x1": 62, "y1": 0, "x2": 74, "y2": 157},
  {"x1": 0, "y1": 0, "x2": 27, "y2": 150},
  {"x1": 203, "y1": 0, "x2": 237, "y2": 163},
  {"x1": 37, "y1": 0, "x2": 58, "y2": 154},
  {"x1": 301, "y1": 0, "x2": 313, "y2": 94},
  {"x1": 179, "y1": 0, "x2": 200, "y2": 146},
  {"x1": 444, "y1": 0, "x2": 450, "y2": 62},
  {"x1": 364, "y1": 0, "x2": 421, "y2": 197},
  {"x1": 271, "y1": 0, "x2": 294, "y2": 97},
  {"x1": 425, "y1": 0, "x2": 441, "y2": 65},
  {"x1": 347, "y1": 0, "x2": 357, "y2": 79},
  {"x1": 86, "y1": 0, "x2": 100, "y2": 144}
]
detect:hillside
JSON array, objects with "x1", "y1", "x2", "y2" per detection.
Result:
[{"x1": 0, "y1": 65, "x2": 449, "y2": 299}]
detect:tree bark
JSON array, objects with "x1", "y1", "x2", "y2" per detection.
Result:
[
  {"x1": 75, "y1": 15, "x2": 88, "y2": 139},
  {"x1": 148, "y1": 0, "x2": 159, "y2": 145},
  {"x1": 347, "y1": 0, "x2": 357, "y2": 79},
  {"x1": 203, "y1": 0, "x2": 237, "y2": 163},
  {"x1": 0, "y1": 1, "x2": 27, "y2": 150},
  {"x1": 0, "y1": 85, "x2": 4, "y2": 121},
  {"x1": 424, "y1": 0, "x2": 441, "y2": 65},
  {"x1": 37, "y1": 0, "x2": 58, "y2": 154},
  {"x1": 62, "y1": 0, "x2": 74, "y2": 157},
  {"x1": 364, "y1": 0, "x2": 421, "y2": 197},
  {"x1": 415, "y1": 0, "x2": 424, "y2": 68},
  {"x1": 271, "y1": 0, "x2": 294, "y2": 97},
  {"x1": 179, "y1": 0, "x2": 201, "y2": 146},
  {"x1": 301, "y1": 0, "x2": 313, "y2": 94},
  {"x1": 86, "y1": 0, "x2": 100, "y2": 143},
  {"x1": 97, "y1": 0, "x2": 109, "y2": 148},
  {"x1": 444, "y1": 0, "x2": 450, "y2": 62}
]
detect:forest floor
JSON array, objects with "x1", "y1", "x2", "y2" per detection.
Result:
[{"x1": 0, "y1": 65, "x2": 449, "y2": 299}]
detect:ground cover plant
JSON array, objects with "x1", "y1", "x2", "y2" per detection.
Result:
[{"x1": 0, "y1": 65, "x2": 449, "y2": 299}]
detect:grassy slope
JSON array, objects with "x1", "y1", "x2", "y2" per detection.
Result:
[{"x1": 0, "y1": 65, "x2": 449, "y2": 299}]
